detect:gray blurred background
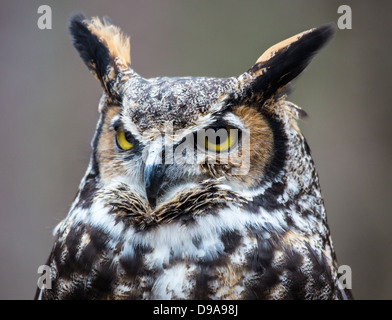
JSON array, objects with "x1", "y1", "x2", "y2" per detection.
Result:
[{"x1": 0, "y1": 0, "x2": 391, "y2": 300}]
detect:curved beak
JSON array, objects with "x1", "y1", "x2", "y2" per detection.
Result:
[{"x1": 144, "y1": 163, "x2": 167, "y2": 209}]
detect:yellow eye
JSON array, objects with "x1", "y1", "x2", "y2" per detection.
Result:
[
  {"x1": 116, "y1": 130, "x2": 133, "y2": 150},
  {"x1": 204, "y1": 128, "x2": 237, "y2": 152}
]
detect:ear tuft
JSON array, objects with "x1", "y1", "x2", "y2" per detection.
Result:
[
  {"x1": 69, "y1": 13, "x2": 131, "y2": 97},
  {"x1": 240, "y1": 24, "x2": 336, "y2": 103},
  {"x1": 255, "y1": 24, "x2": 335, "y2": 65},
  {"x1": 86, "y1": 16, "x2": 131, "y2": 66}
]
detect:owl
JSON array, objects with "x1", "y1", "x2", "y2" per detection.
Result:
[{"x1": 35, "y1": 14, "x2": 352, "y2": 300}]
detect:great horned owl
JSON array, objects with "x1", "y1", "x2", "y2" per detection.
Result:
[{"x1": 35, "y1": 14, "x2": 352, "y2": 300}]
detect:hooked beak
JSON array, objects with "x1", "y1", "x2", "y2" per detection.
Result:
[{"x1": 144, "y1": 163, "x2": 167, "y2": 209}]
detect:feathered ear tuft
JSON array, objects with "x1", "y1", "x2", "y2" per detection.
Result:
[
  {"x1": 69, "y1": 13, "x2": 132, "y2": 99},
  {"x1": 238, "y1": 24, "x2": 336, "y2": 104}
]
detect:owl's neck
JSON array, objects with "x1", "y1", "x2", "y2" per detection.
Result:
[{"x1": 241, "y1": 103, "x2": 332, "y2": 249}]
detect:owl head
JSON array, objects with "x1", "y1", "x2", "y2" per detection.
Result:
[{"x1": 69, "y1": 14, "x2": 334, "y2": 220}]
